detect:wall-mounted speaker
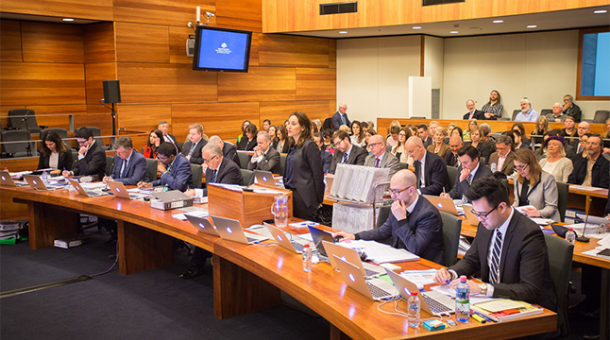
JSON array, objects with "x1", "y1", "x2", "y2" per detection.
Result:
[{"x1": 103, "y1": 80, "x2": 121, "y2": 104}]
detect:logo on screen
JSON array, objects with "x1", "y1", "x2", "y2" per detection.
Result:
[{"x1": 215, "y1": 42, "x2": 232, "y2": 55}]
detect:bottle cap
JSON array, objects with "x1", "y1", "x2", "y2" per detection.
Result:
[
  {"x1": 460, "y1": 275, "x2": 467, "y2": 283},
  {"x1": 568, "y1": 228, "x2": 573, "y2": 231},
  {"x1": 411, "y1": 292, "x2": 418, "y2": 296},
  {"x1": 304, "y1": 244, "x2": 310, "y2": 248}
]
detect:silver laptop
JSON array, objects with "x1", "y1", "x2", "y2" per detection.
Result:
[
  {"x1": 462, "y1": 204, "x2": 481, "y2": 226},
  {"x1": 264, "y1": 222, "x2": 310, "y2": 253},
  {"x1": 68, "y1": 178, "x2": 104, "y2": 197},
  {"x1": 185, "y1": 214, "x2": 220, "y2": 237},
  {"x1": 424, "y1": 195, "x2": 461, "y2": 216},
  {"x1": 308, "y1": 225, "x2": 335, "y2": 257},
  {"x1": 0, "y1": 170, "x2": 26, "y2": 187},
  {"x1": 322, "y1": 240, "x2": 384, "y2": 278},
  {"x1": 253, "y1": 170, "x2": 277, "y2": 188},
  {"x1": 333, "y1": 255, "x2": 397, "y2": 301},
  {"x1": 385, "y1": 268, "x2": 455, "y2": 316},
  {"x1": 23, "y1": 175, "x2": 63, "y2": 191},
  {"x1": 107, "y1": 181, "x2": 141, "y2": 199},
  {"x1": 211, "y1": 216, "x2": 269, "y2": 245}
]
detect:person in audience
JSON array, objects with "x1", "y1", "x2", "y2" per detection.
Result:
[
  {"x1": 143, "y1": 129, "x2": 163, "y2": 159},
  {"x1": 237, "y1": 123, "x2": 257, "y2": 151},
  {"x1": 571, "y1": 121, "x2": 591, "y2": 153},
  {"x1": 103, "y1": 136, "x2": 148, "y2": 185},
  {"x1": 406, "y1": 124, "x2": 418, "y2": 137},
  {"x1": 331, "y1": 102, "x2": 350, "y2": 131},
  {"x1": 515, "y1": 98, "x2": 539, "y2": 122},
  {"x1": 334, "y1": 170, "x2": 445, "y2": 265},
  {"x1": 364, "y1": 128, "x2": 376, "y2": 153},
  {"x1": 367, "y1": 121, "x2": 375, "y2": 130},
  {"x1": 386, "y1": 125, "x2": 400, "y2": 148},
  {"x1": 237, "y1": 120, "x2": 251, "y2": 144},
  {"x1": 208, "y1": 135, "x2": 240, "y2": 168},
  {"x1": 540, "y1": 129, "x2": 578, "y2": 164},
  {"x1": 512, "y1": 148, "x2": 561, "y2": 221},
  {"x1": 463, "y1": 118, "x2": 478, "y2": 141},
  {"x1": 511, "y1": 122, "x2": 532, "y2": 149},
  {"x1": 481, "y1": 90, "x2": 503, "y2": 120},
  {"x1": 450, "y1": 126, "x2": 463, "y2": 140},
  {"x1": 406, "y1": 136, "x2": 450, "y2": 195},
  {"x1": 391, "y1": 127, "x2": 412, "y2": 164},
  {"x1": 360, "y1": 121, "x2": 369, "y2": 130},
  {"x1": 272, "y1": 125, "x2": 290, "y2": 153},
  {"x1": 561, "y1": 116, "x2": 577, "y2": 138},
  {"x1": 181, "y1": 123, "x2": 207, "y2": 165},
  {"x1": 442, "y1": 145, "x2": 493, "y2": 201},
  {"x1": 427, "y1": 126, "x2": 450, "y2": 158},
  {"x1": 478, "y1": 123, "x2": 495, "y2": 150},
  {"x1": 417, "y1": 124, "x2": 433, "y2": 149},
  {"x1": 465, "y1": 127, "x2": 491, "y2": 161},
  {"x1": 350, "y1": 120, "x2": 366, "y2": 148},
  {"x1": 604, "y1": 117, "x2": 610, "y2": 154},
  {"x1": 313, "y1": 132, "x2": 332, "y2": 173},
  {"x1": 428, "y1": 121, "x2": 440, "y2": 141},
  {"x1": 568, "y1": 135, "x2": 609, "y2": 188},
  {"x1": 434, "y1": 177, "x2": 556, "y2": 312},
  {"x1": 463, "y1": 99, "x2": 484, "y2": 120},
  {"x1": 62, "y1": 127, "x2": 106, "y2": 180},
  {"x1": 311, "y1": 119, "x2": 322, "y2": 133},
  {"x1": 38, "y1": 131, "x2": 73, "y2": 174},
  {"x1": 329, "y1": 130, "x2": 367, "y2": 174},
  {"x1": 488, "y1": 135, "x2": 515, "y2": 176},
  {"x1": 138, "y1": 142, "x2": 192, "y2": 191},
  {"x1": 503, "y1": 130, "x2": 526, "y2": 152},
  {"x1": 158, "y1": 121, "x2": 179, "y2": 152},
  {"x1": 539, "y1": 136, "x2": 573, "y2": 183},
  {"x1": 447, "y1": 123, "x2": 457, "y2": 139},
  {"x1": 262, "y1": 119, "x2": 271, "y2": 132},
  {"x1": 268, "y1": 125, "x2": 277, "y2": 143},
  {"x1": 364, "y1": 135, "x2": 400, "y2": 180},
  {"x1": 531, "y1": 116, "x2": 550, "y2": 147},
  {"x1": 563, "y1": 94, "x2": 582, "y2": 122},
  {"x1": 387, "y1": 120, "x2": 401, "y2": 139},
  {"x1": 546, "y1": 102, "x2": 568, "y2": 122},
  {"x1": 247, "y1": 131, "x2": 281, "y2": 175},
  {"x1": 444, "y1": 135, "x2": 464, "y2": 167}
]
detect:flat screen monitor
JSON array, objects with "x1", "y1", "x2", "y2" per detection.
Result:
[{"x1": 192, "y1": 26, "x2": 252, "y2": 73}]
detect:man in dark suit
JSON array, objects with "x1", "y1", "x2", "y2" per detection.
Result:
[
  {"x1": 364, "y1": 135, "x2": 400, "y2": 180},
  {"x1": 434, "y1": 177, "x2": 556, "y2": 313},
  {"x1": 331, "y1": 102, "x2": 350, "y2": 131},
  {"x1": 570, "y1": 122, "x2": 590, "y2": 153},
  {"x1": 417, "y1": 124, "x2": 433, "y2": 149},
  {"x1": 335, "y1": 170, "x2": 445, "y2": 265},
  {"x1": 444, "y1": 135, "x2": 464, "y2": 167},
  {"x1": 442, "y1": 145, "x2": 493, "y2": 201},
  {"x1": 313, "y1": 132, "x2": 332, "y2": 173},
  {"x1": 406, "y1": 136, "x2": 450, "y2": 195},
  {"x1": 563, "y1": 94, "x2": 582, "y2": 123},
  {"x1": 158, "y1": 120, "x2": 180, "y2": 152},
  {"x1": 463, "y1": 99, "x2": 485, "y2": 120},
  {"x1": 487, "y1": 135, "x2": 515, "y2": 176},
  {"x1": 568, "y1": 135, "x2": 610, "y2": 189},
  {"x1": 137, "y1": 142, "x2": 193, "y2": 191},
  {"x1": 207, "y1": 135, "x2": 240, "y2": 168},
  {"x1": 103, "y1": 136, "x2": 148, "y2": 186},
  {"x1": 247, "y1": 131, "x2": 282, "y2": 175},
  {"x1": 181, "y1": 123, "x2": 207, "y2": 165},
  {"x1": 62, "y1": 127, "x2": 106, "y2": 180},
  {"x1": 329, "y1": 130, "x2": 368, "y2": 174}
]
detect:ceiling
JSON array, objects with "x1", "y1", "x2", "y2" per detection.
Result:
[{"x1": 285, "y1": 6, "x2": 610, "y2": 39}]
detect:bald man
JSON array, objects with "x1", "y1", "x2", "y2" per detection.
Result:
[
  {"x1": 208, "y1": 135, "x2": 240, "y2": 168},
  {"x1": 571, "y1": 121, "x2": 590, "y2": 153},
  {"x1": 405, "y1": 136, "x2": 451, "y2": 195},
  {"x1": 331, "y1": 102, "x2": 351, "y2": 131},
  {"x1": 363, "y1": 134, "x2": 400, "y2": 180},
  {"x1": 334, "y1": 170, "x2": 445, "y2": 265}
]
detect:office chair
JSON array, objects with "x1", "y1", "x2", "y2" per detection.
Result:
[
  {"x1": 8, "y1": 109, "x2": 43, "y2": 134},
  {"x1": 240, "y1": 169, "x2": 254, "y2": 186},
  {"x1": 237, "y1": 152, "x2": 251, "y2": 170},
  {"x1": 145, "y1": 158, "x2": 158, "y2": 182},
  {"x1": 544, "y1": 234, "x2": 574, "y2": 336},
  {"x1": 1, "y1": 130, "x2": 36, "y2": 158},
  {"x1": 40, "y1": 128, "x2": 69, "y2": 143},
  {"x1": 512, "y1": 110, "x2": 520, "y2": 121},
  {"x1": 280, "y1": 155, "x2": 286, "y2": 175},
  {"x1": 446, "y1": 165, "x2": 458, "y2": 190},
  {"x1": 540, "y1": 109, "x2": 552, "y2": 117},
  {"x1": 440, "y1": 212, "x2": 462, "y2": 267},
  {"x1": 190, "y1": 164, "x2": 203, "y2": 189},
  {"x1": 398, "y1": 162, "x2": 408, "y2": 170},
  {"x1": 556, "y1": 182, "x2": 569, "y2": 223},
  {"x1": 593, "y1": 110, "x2": 609, "y2": 124},
  {"x1": 375, "y1": 205, "x2": 391, "y2": 228},
  {"x1": 105, "y1": 155, "x2": 115, "y2": 177}
]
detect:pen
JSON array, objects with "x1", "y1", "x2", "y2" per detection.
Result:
[
  {"x1": 471, "y1": 310, "x2": 492, "y2": 322},
  {"x1": 470, "y1": 313, "x2": 486, "y2": 323}
]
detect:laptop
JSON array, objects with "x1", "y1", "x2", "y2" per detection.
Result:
[
  {"x1": 264, "y1": 222, "x2": 310, "y2": 253},
  {"x1": 253, "y1": 170, "x2": 277, "y2": 188},
  {"x1": 68, "y1": 179, "x2": 104, "y2": 197},
  {"x1": 333, "y1": 255, "x2": 397, "y2": 301},
  {"x1": 385, "y1": 268, "x2": 455, "y2": 316},
  {"x1": 424, "y1": 195, "x2": 461, "y2": 216},
  {"x1": 211, "y1": 216, "x2": 269, "y2": 245},
  {"x1": 308, "y1": 225, "x2": 335, "y2": 257},
  {"x1": 185, "y1": 214, "x2": 220, "y2": 237},
  {"x1": 107, "y1": 181, "x2": 141, "y2": 200},
  {"x1": 23, "y1": 175, "x2": 63, "y2": 191},
  {"x1": 322, "y1": 240, "x2": 385, "y2": 278},
  {"x1": 462, "y1": 204, "x2": 481, "y2": 226},
  {"x1": 0, "y1": 170, "x2": 26, "y2": 187}
]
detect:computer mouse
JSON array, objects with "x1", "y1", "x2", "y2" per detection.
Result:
[{"x1": 333, "y1": 235, "x2": 344, "y2": 242}]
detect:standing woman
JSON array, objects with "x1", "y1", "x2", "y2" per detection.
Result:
[
  {"x1": 272, "y1": 125, "x2": 290, "y2": 153},
  {"x1": 143, "y1": 129, "x2": 163, "y2": 159},
  {"x1": 38, "y1": 131, "x2": 73, "y2": 174},
  {"x1": 284, "y1": 112, "x2": 324, "y2": 220},
  {"x1": 237, "y1": 124, "x2": 257, "y2": 151},
  {"x1": 350, "y1": 120, "x2": 366, "y2": 148}
]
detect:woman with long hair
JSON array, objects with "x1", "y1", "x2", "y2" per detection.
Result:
[
  {"x1": 531, "y1": 116, "x2": 550, "y2": 147},
  {"x1": 463, "y1": 118, "x2": 478, "y2": 141},
  {"x1": 561, "y1": 116, "x2": 577, "y2": 138},
  {"x1": 427, "y1": 126, "x2": 450, "y2": 158},
  {"x1": 38, "y1": 131, "x2": 73, "y2": 174},
  {"x1": 465, "y1": 127, "x2": 491, "y2": 160},
  {"x1": 143, "y1": 129, "x2": 163, "y2": 159},
  {"x1": 350, "y1": 120, "x2": 366, "y2": 148},
  {"x1": 391, "y1": 127, "x2": 412, "y2": 164},
  {"x1": 236, "y1": 120, "x2": 251, "y2": 144},
  {"x1": 272, "y1": 125, "x2": 290, "y2": 153},
  {"x1": 268, "y1": 125, "x2": 277, "y2": 144},
  {"x1": 512, "y1": 122, "x2": 532, "y2": 149}
]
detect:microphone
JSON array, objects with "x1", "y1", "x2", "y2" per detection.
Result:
[{"x1": 576, "y1": 197, "x2": 591, "y2": 243}]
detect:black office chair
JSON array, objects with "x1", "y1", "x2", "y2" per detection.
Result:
[
  {"x1": 84, "y1": 126, "x2": 107, "y2": 150},
  {"x1": 540, "y1": 109, "x2": 552, "y2": 117},
  {"x1": 500, "y1": 178, "x2": 509, "y2": 193},
  {"x1": 410, "y1": 116, "x2": 426, "y2": 119},
  {"x1": 556, "y1": 182, "x2": 569, "y2": 223},
  {"x1": 280, "y1": 155, "x2": 286, "y2": 175},
  {"x1": 512, "y1": 109, "x2": 520, "y2": 121},
  {"x1": 8, "y1": 109, "x2": 42, "y2": 134},
  {"x1": 40, "y1": 128, "x2": 69, "y2": 141},
  {"x1": 190, "y1": 164, "x2": 203, "y2": 189},
  {"x1": 398, "y1": 162, "x2": 408, "y2": 170},
  {"x1": 105, "y1": 155, "x2": 115, "y2": 177},
  {"x1": 544, "y1": 234, "x2": 574, "y2": 336},
  {"x1": 240, "y1": 169, "x2": 254, "y2": 186},
  {"x1": 497, "y1": 117, "x2": 510, "y2": 121},
  {"x1": 375, "y1": 205, "x2": 391, "y2": 228},
  {"x1": 145, "y1": 158, "x2": 158, "y2": 182},
  {"x1": 479, "y1": 157, "x2": 487, "y2": 166},
  {"x1": 593, "y1": 110, "x2": 609, "y2": 124},
  {"x1": 446, "y1": 165, "x2": 458, "y2": 190},
  {"x1": 440, "y1": 212, "x2": 462, "y2": 267},
  {"x1": 237, "y1": 152, "x2": 251, "y2": 170},
  {"x1": 1, "y1": 130, "x2": 36, "y2": 158}
]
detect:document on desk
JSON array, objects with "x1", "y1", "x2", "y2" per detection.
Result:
[
  {"x1": 399, "y1": 269, "x2": 437, "y2": 289},
  {"x1": 209, "y1": 183, "x2": 244, "y2": 192},
  {"x1": 172, "y1": 207, "x2": 208, "y2": 220},
  {"x1": 9, "y1": 171, "x2": 32, "y2": 179},
  {"x1": 569, "y1": 185, "x2": 602, "y2": 191},
  {"x1": 338, "y1": 239, "x2": 419, "y2": 264},
  {"x1": 561, "y1": 223, "x2": 609, "y2": 239},
  {"x1": 252, "y1": 188, "x2": 285, "y2": 195},
  {"x1": 430, "y1": 284, "x2": 496, "y2": 304},
  {"x1": 81, "y1": 182, "x2": 107, "y2": 190}
]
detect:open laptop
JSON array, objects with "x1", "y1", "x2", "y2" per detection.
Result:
[
  {"x1": 322, "y1": 240, "x2": 385, "y2": 278},
  {"x1": 23, "y1": 175, "x2": 64, "y2": 191},
  {"x1": 308, "y1": 225, "x2": 335, "y2": 257},
  {"x1": 68, "y1": 178, "x2": 104, "y2": 197},
  {"x1": 462, "y1": 204, "x2": 481, "y2": 226},
  {"x1": 211, "y1": 216, "x2": 269, "y2": 245},
  {"x1": 253, "y1": 170, "x2": 277, "y2": 188},
  {"x1": 107, "y1": 181, "x2": 142, "y2": 200},
  {"x1": 424, "y1": 195, "x2": 462, "y2": 216},
  {"x1": 385, "y1": 268, "x2": 455, "y2": 316},
  {"x1": 185, "y1": 214, "x2": 220, "y2": 237},
  {"x1": 264, "y1": 222, "x2": 310, "y2": 253},
  {"x1": 0, "y1": 170, "x2": 26, "y2": 187},
  {"x1": 333, "y1": 255, "x2": 397, "y2": 301}
]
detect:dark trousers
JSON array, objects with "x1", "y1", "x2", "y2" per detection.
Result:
[
  {"x1": 191, "y1": 247, "x2": 212, "y2": 267},
  {"x1": 291, "y1": 189, "x2": 318, "y2": 221}
]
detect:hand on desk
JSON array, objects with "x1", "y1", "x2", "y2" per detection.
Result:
[
  {"x1": 449, "y1": 278, "x2": 482, "y2": 294},
  {"x1": 433, "y1": 268, "x2": 453, "y2": 284},
  {"x1": 62, "y1": 170, "x2": 72, "y2": 177},
  {"x1": 434, "y1": 269, "x2": 483, "y2": 294},
  {"x1": 185, "y1": 189, "x2": 196, "y2": 197},
  {"x1": 50, "y1": 170, "x2": 61, "y2": 176},
  {"x1": 440, "y1": 193, "x2": 450, "y2": 198},
  {"x1": 333, "y1": 231, "x2": 354, "y2": 241},
  {"x1": 137, "y1": 181, "x2": 152, "y2": 189},
  {"x1": 102, "y1": 176, "x2": 113, "y2": 184},
  {"x1": 521, "y1": 206, "x2": 541, "y2": 217}
]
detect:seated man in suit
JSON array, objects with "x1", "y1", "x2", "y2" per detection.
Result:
[
  {"x1": 444, "y1": 135, "x2": 463, "y2": 167},
  {"x1": 441, "y1": 145, "x2": 493, "y2": 201},
  {"x1": 103, "y1": 136, "x2": 148, "y2": 185},
  {"x1": 487, "y1": 135, "x2": 515, "y2": 176},
  {"x1": 331, "y1": 102, "x2": 350, "y2": 131},
  {"x1": 405, "y1": 136, "x2": 450, "y2": 195},
  {"x1": 62, "y1": 127, "x2": 106, "y2": 180},
  {"x1": 329, "y1": 130, "x2": 368, "y2": 174},
  {"x1": 417, "y1": 124, "x2": 433, "y2": 149},
  {"x1": 570, "y1": 121, "x2": 590, "y2": 154},
  {"x1": 334, "y1": 170, "x2": 445, "y2": 265},
  {"x1": 181, "y1": 123, "x2": 207, "y2": 165},
  {"x1": 207, "y1": 135, "x2": 241, "y2": 168},
  {"x1": 313, "y1": 132, "x2": 332, "y2": 173},
  {"x1": 364, "y1": 135, "x2": 400, "y2": 180},
  {"x1": 247, "y1": 131, "x2": 282, "y2": 175},
  {"x1": 434, "y1": 177, "x2": 556, "y2": 313},
  {"x1": 158, "y1": 120, "x2": 180, "y2": 152},
  {"x1": 138, "y1": 142, "x2": 193, "y2": 191},
  {"x1": 568, "y1": 135, "x2": 610, "y2": 189},
  {"x1": 463, "y1": 99, "x2": 484, "y2": 120}
]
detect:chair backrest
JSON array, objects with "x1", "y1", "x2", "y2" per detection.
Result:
[
  {"x1": 479, "y1": 156, "x2": 486, "y2": 166},
  {"x1": 145, "y1": 158, "x2": 158, "y2": 182},
  {"x1": 41, "y1": 128, "x2": 69, "y2": 141},
  {"x1": 240, "y1": 169, "x2": 254, "y2": 186},
  {"x1": 237, "y1": 152, "x2": 251, "y2": 169},
  {"x1": 556, "y1": 182, "x2": 569, "y2": 223},
  {"x1": 105, "y1": 155, "x2": 115, "y2": 176},
  {"x1": 440, "y1": 211, "x2": 462, "y2": 267},
  {"x1": 593, "y1": 110, "x2": 609, "y2": 124},
  {"x1": 84, "y1": 126, "x2": 104, "y2": 147},
  {"x1": 8, "y1": 109, "x2": 39, "y2": 132},
  {"x1": 376, "y1": 205, "x2": 391, "y2": 228},
  {"x1": 512, "y1": 109, "x2": 520, "y2": 121},
  {"x1": 500, "y1": 178, "x2": 509, "y2": 193},
  {"x1": 280, "y1": 155, "x2": 287, "y2": 175},
  {"x1": 544, "y1": 234, "x2": 574, "y2": 335},
  {"x1": 540, "y1": 109, "x2": 552, "y2": 117},
  {"x1": 190, "y1": 164, "x2": 203, "y2": 189},
  {"x1": 446, "y1": 165, "x2": 458, "y2": 190},
  {"x1": 398, "y1": 162, "x2": 408, "y2": 170},
  {"x1": 1, "y1": 129, "x2": 35, "y2": 156}
]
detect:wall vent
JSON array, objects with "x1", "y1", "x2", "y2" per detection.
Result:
[
  {"x1": 423, "y1": 0, "x2": 465, "y2": 6},
  {"x1": 320, "y1": 2, "x2": 358, "y2": 15}
]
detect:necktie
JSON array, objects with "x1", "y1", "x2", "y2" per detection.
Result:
[
  {"x1": 416, "y1": 162, "x2": 421, "y2": 188},
  {"x1": 462, "y1": 174, "x2": 473, "y2": 201},
  {"x1": 341, "y1": 114, "x2": 346, "y2": 125},
  {"x1": 210, "y1": 170, "x2": 217, "y2": 183},
  {"x1": 374, "y1": 157, "x2": 380, "y2": 168},
  {"x1": 489, "y1": 230, "x2": 503, "y2": 284},
  {"x1": 342, "y1": 153, "x2": 348, "y2": 164},
  {"x1": 188, "y1": 141, "x2": 197, "y2": 157},
  {"x1": 165, "y1": 135, "x2": 178, "y2": 151},
  {"x1": 121, "y1": 159, "x2": 128, "y2": 178}
]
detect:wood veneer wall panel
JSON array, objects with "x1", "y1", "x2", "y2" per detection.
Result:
[
  {"x1": 0, "y1": 0, "x2": 113, "y2": 21},
  {"x1": 84, "y1": 22, "x2": 116, "y2": 64},
  {"x1": 169, "y1": 26, "x2": 193, "y2": 65},
  {"x1": 117, "y1": 104, "x2": 171, "y2": 134},
  {"x1": 0, "y1": 20, "x2": 23, "y2": 62},
  {"x1": 113, "y1": 0, "x2": 215, "y2": 26},
  {"x1": 328, "y1": 40, "x2": 336, "y2": 69},
  {"x1": 258, "y1": 34, "x2": 329, "y2": 68},
  {"x1": 80, "y1": 105, "x2": 115, "y2": 135},
  {"x1": 85, "y1": 62, "x2": 118, "y2": 105},
  {"x1": 116, "y1": 23, "x2": 170, "y2": 63},
  {"x1": 21, "y1": 22, "x2": 84, "y2": 64},
  {"x1": 218, "y1": 67, "x2": 296, "y2": 102},
  {"x1": 216, "y1": 0, "x2": 263, "y2": 32},
  {"x1": 296, "y1": 68, "x2": 336, "y2": 101},
  {"x1": 259, "y1": 100, "x2": 333, "y2": 127}
]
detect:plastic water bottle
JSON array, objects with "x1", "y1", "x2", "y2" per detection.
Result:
[
  {"x1": 490, "y1": 162, "x2": 497, "y2": 172},
  {"x1": 41, "y1": 171, "x2": 49, "y2": 185},
  {"x1": 407, "y1": 292, "x2": 421, "y2": 328},
  {"x1": 302, "y1": 244, "x2": 312, "y2": 272},
  {"x1": 565, "y1": 228, "x2": 576, "y2": 245},
  {"x1": 455, "y1": 275, "x2": 470, "y2": 323}
]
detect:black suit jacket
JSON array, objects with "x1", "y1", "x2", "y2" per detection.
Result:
[
  {"x1": 204, "y1": 157, "x2": 243, "y2": 195},
  {"x1": 331, "y1": 111, "x2": 350, "y2": 131},
  {"x1": 414, "y1": 151, "x2": 451, "y2": 195},
  {"x1": 444, "y1": 150, "x2": 460, "y2": 167},
  {"x1": 271, "y1": 139, "x2": 290, "y2": 154},
  {"x1": 356, "y1": 196, "x2": 445, "y2": 265},
  {"x1": 284, "y1": 139, "x2": 324, "y2": 208},
  {"x1": 181, "y1": 139, "x2": 207, "y2": 165},
  {"x1": 449, "y1": 211, "x2": 556, "y2": 311},
  {"x1": 329, "y1": 144, "x2": 368, "y2": 174},
  {"x1": 465, "y1": 141, "x2": 492, "y2": 161},
  {"x1": 237, "y1": 137, "x2": 256, "y2": 151},
  {"x1": 568, "y1": 155, "x2": 610, "y2": 189},
  {"x1": 247, "y1": 147, "x2": 282, "y2": 175},
  {"x1": 422, "y1": 136, "x2": 433, "y2": 149},
  {"x1": 164, "y1": 134, "x2": 180, "y2": 152},
  {"x1": 320, "y1": 150, "x2": 332, "y2": 173},
  {"x1": 72, "y1": 141, "x2": 106, "y2": 179},
  {"x1": 463, "y1": 109, "x2": 485, "y2": 120},
  {"x1": 448, "y1": 163, "x2": 494, "y2": 199},
  {"x1": 38, "y1": 151, "x2": 73, "y2": 171},
  {"x1": 152, "y1": 154, "x2": 193, "y2": 191},
  {"x1": 563, "y1": 103, "x2": 582, "y2": 123},
  {"x1": 223, "y1": 142, "x2": 240, "y2": 168},
  {"x1": 109, "y1": 150, "x2": 148, "y2": 185}
]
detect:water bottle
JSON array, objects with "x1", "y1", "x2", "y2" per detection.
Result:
[
  {"x1": 455, "y1": 275, "x2": 470, "y2": 323},
  {"x1": 565, "y1": 228, "x2": 576, "y2": 245},
  {"x1": 41, "y1": 171, "x2": 49, "y2": 185},
  {"x1": 407, "y1": 292, "x2": 421, "y2": 328},
  {"x1": 490, "y1": 162, "x2": 497, "y2": 172},
  {"x1": 302, "y1": 244, "x2": 312, "y2": 272}
]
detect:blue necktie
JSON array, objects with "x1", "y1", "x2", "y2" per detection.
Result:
[
  {"x1": 210, "y1": 170, "x2": 217, "y2": 183},
  {"x1": 342, "y1": 153, "x2": 348, "y2": 164}
]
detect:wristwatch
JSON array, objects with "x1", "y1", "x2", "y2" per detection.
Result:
[{"x1": 479, "y1": 283, "x2": 488, "y2": 295}]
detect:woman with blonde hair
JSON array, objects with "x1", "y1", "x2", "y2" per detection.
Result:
[
  {"x1": 463, "y1": 118, "x2": 478, "y2": 141},
  {"x1": 427, "y1": 126, "x2": 451, "y2": 158},
  {"x1": 531, "y1": 116, "x2": 550, "y2": 147},
  {"x1": 539, "y1": 136, "x2": 573, "y2": 183}
]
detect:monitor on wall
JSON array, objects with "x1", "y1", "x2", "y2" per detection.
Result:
[{"x1": 192, "y1": 26, "x2": 252, "y2": 73}]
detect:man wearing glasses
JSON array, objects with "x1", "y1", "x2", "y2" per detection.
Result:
[
  {"x1": 487, "y1": 135, "x2": 515, "y2": 176},
  {"x1": 364, "y1": 135, "x2": 400, "y2": 180},
  {"x1": 405, "y1": 136, "x2": 451, "y2": 195},
  {"x1": 62, "y1": 127, "x2": 106, "y2": 180},
  {"x1": 329, "y1": 130, "x2": 367, "y2": 174},
  {"x1": 334, "y1": 170, "x2": 445, "y2": 265},
  {"x1": 103, "y1": 136, "x2": 148, "y2": 185},
  {"x1": 434, "y1": 177, "x2": 556, "y2": 312},
  {"x1": 137, "y1": 142, "x2": 193, "y2": 191}
]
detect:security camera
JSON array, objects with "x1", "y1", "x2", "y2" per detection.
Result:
[{"x1": 206, "y1": 11, "x2": 215, "y2": 17}]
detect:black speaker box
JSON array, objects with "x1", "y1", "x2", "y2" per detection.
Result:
[{"x1": 103, "y1": 80, "x2": 121, "y2": 104}]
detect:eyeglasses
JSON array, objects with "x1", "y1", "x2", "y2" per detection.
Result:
[
  {"x1": 470, "y1": 204, "x2": 499, "y2": 220},
  {"x1": 514, "y1": 164, "x2": 529, "y2": 171},
  {"x1": 368, "y1": 142, "x2": 383, "y2": 148},
  {"x1": 203, "y1": 155, "x2": 218, "y2": 163},
  {"x1": 389, "y1": 186, "x2": 412, "y2": 196}
]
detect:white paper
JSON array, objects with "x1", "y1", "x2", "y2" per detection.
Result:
[
  {"x1": 529, "y1": 217, "x2": 554, "y2": 225},
  {"x1": 80, "y1": 182, "x2": 107, "y2": 189},
  {"x1": 295, "y1": 233, "x2": 313, "y2": 242},
  {"x1": 569, "y1": 185, "x2": 602, "y2": 191},
  {"x1": 339, "y1": 239, "x2": 419, "y2": 263}
]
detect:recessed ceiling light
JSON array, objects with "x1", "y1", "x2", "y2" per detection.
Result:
[
  {"x1": 527, "y1": 25, "x2": 537, "y2": 28},
  {"x1": 62, "y1": 18, "x2": 74, "y2": 22},
  {"x1": 450, "y1": 31, "x2": 459, "y2": 34},
  {"x1": 594, "y1": 10, "x2": 607, "y2": 14},
  {"x1": 412, "y1": 26, "x2": 422, "y2": 30},
  {"x1": 493, "y1": 20, "x2": 504, "y2": 24},
  {"x1": 338, "y1": 31, "x2": 348, "y2": 34}
]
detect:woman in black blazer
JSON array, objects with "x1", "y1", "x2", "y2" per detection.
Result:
[
  {"x1": 38, "y1": 131, "x2": 73, "y2": 173},
  {"x1": 272, "y1": 125, "x2": 290, "y2": 154},
  {"x1": 237, "y1": 124, "x2": 257, "y2": 151},
  {"x1": 284, "y1": 111, "x2": 324, "y2": 220}
]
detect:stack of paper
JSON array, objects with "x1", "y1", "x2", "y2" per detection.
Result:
[
  {"x1": 330, "y1": 164, "x2": 389, "y2": 203},
  {"x1": 338, "y1": 239, "x2": 419, "y2": 264},
  {"x1": 332, "y1": 203, "x2": 374, "y2": 234}
]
